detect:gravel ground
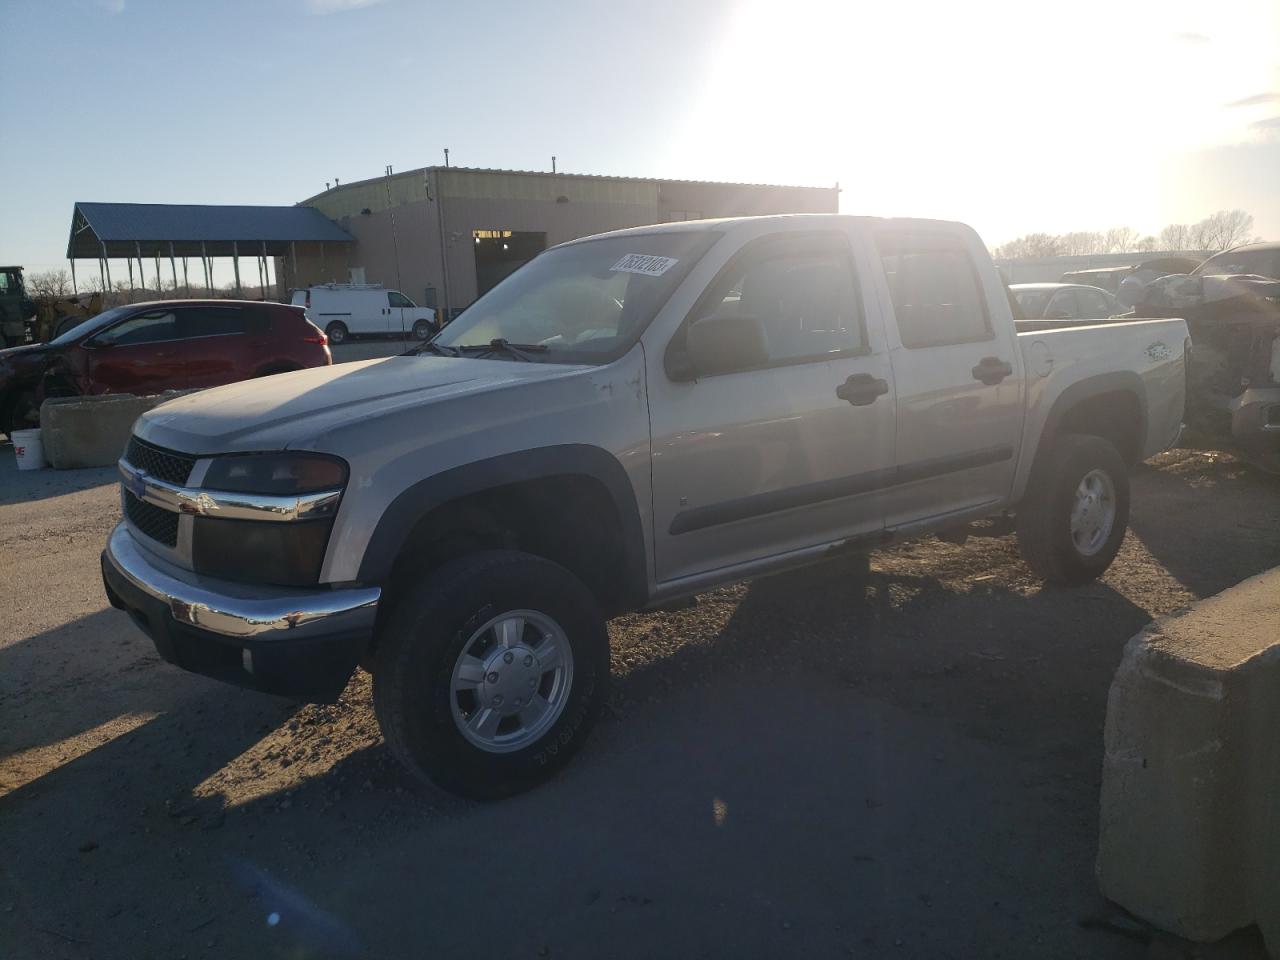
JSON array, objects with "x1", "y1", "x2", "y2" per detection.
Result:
[{"x1": 1, "y1": 443, "x2": 1277, "y2": 959}]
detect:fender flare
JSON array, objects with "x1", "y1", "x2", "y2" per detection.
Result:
[
  {"x1": 1022, "y1": 372, "x2": 1148, "y2": 495},
  {"x1": 357, "y1": 444, "x2": 649, "y2": 606}
]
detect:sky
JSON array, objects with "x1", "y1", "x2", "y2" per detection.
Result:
[{"x1": 1, "y1": 0, "x2": 1277, "y2": 282}]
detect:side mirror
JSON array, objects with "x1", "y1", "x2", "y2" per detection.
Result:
[{"x1": 675, "y1": 313, "x2": 769, "y2": 380}]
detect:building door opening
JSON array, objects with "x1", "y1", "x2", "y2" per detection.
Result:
[{"x1": 473, "y1": 230, "x2": 546, "y2": 297}]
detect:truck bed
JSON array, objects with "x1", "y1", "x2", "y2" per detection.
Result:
[{"x1": 1017, "y1": 317, "x2": 1189, "y2": 462}]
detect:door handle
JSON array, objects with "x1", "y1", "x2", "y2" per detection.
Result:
[
  {"x1": 972, "y1": 356, "x2": 1013, "y2": 385},
  {"x1": 836, "y1": 373, "x2": 889, "y2": 406}
]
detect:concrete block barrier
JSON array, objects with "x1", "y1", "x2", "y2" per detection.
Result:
[
  {"x1": 40, "y1": 392, "x2": 191, "y2": 469},
  {"x1": 1097, "y1": 568, "x2": 1280, "y2": 955}
]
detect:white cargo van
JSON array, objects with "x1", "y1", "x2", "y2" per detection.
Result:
[{"x1": 291, "y1": 285, "x2": 439, "y2": 344}]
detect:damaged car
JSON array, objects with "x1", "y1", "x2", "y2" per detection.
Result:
[{"x1": 1135, "y1": 257, "x2": 1280, "y2": 472}]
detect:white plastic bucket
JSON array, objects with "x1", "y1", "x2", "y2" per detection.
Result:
[{"x1": 12, "y1": 429, "x2": 46, "y2": 471}]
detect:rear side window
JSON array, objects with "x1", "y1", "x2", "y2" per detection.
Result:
[
  {"x1": 179, "y1": 307, "x2": 249, "y2": 338},
  {"x1": 1076, "y1": 289, "x2": 1112, "y2": 317},
  {"x1": 1045, "y1": 290, "x2": 1079, "y2": 319},
  {"x1": 876, "y1": 233, "x2": 992, "y2": 348}
]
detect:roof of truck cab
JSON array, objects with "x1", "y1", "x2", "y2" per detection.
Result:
[{"x1": 563, "y1": 214, "x2": 967, "y2": 244}]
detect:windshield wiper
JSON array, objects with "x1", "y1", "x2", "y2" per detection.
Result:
[
  {"x1": 458, "y1": 338, "x2": 549, "y2": 362},
  {"x1": 405, "y1": 341, "x2": 460, "y2": 357}
]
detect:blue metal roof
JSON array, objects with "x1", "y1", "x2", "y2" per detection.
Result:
[{"x1": 68, "y1": 202, "x2": 352, "y2": 258}]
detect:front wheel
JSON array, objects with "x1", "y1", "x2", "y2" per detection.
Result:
[
  {"x1": 325, "y1": 321, "x2": 348, "y2": 345},
  {"x1": 1016, "y1": 433, "x2": 1130, "y2": 585},
  {"x1": 373, "y1": 550, "x2": 608, "y2": 800},
  {"x1": 412, "y1": 319, "x2": 434, "y2": 341}
]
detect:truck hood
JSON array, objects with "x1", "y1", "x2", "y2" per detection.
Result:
[{"x1": 134, "y1": 355, "x2": 590, "y2": 454}]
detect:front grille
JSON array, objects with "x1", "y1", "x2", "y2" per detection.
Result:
[
  {"x1": 124, "y1": 490, "x2": 179, "y2": 547},
  {"x1": 124, "y1": 437, "x2": 196, "y2": 486}
]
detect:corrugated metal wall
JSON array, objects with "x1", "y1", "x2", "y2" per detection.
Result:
[{"x1": 294, "y1": 169, "x2": 838, "y2": 310}]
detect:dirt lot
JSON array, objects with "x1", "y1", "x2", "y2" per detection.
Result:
[{"x1": 1, "y1": 444, "x2": 1277, "y2": 960}]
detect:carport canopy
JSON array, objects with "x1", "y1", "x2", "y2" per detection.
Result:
[{"x1": 66, "y1": 201, "x2": 353, "y2": 259}]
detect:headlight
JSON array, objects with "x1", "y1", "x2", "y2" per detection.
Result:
[
  {"x1": 193, "y1": 453, "x2": 348, "y2": 587},
  {"x1": 203, "y1": 453, "x2": 347, "y2": 495}
]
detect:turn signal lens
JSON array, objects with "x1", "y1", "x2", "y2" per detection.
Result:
[{"x1": 203, "y1": 453, "x2": 348, "y2": 495}]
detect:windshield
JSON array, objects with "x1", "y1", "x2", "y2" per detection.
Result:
[
  {"x1": 433, "y1": 231, "x2": 718, "y2": 362},
  {"x1": 50, "y1": 305, "x2": 134, "y2": 345}
]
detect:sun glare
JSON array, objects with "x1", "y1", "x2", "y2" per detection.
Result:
[{"x1": 670, "y1": 0, "x2": 1279, "y2": 242}]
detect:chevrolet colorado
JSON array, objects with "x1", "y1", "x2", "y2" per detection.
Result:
[{"x1": 102, "y1": 215, "x2": 1188, "y2": 798}]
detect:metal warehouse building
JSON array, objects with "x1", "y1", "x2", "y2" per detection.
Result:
[{"x1": 287, "y1": 167, "x2": 838, "y2": 316}]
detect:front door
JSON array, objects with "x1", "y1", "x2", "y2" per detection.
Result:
[
  {"x1": 649, "y1": 230, "x2": 896, "y2": 586},
  {"x1": 84, "y1": 309, "x2": 183, "y2": 394},
  {"x1": 869, "y1": 227, "x2": 1025, "y2": 530}
]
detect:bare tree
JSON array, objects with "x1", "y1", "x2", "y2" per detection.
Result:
[
  {"x1": 27, "y1": 269, "x2": 74, "y2": 299},
  {"x1": 1103, "y1": 226, "x2": 1141, "y2": 253},
  {"x1": 992, "y1": 232, "x2": 1066, "y2": 259},
  {"x1": 1189, "y1": 209, "x2": 1255, "y2": 251},
  {"x1": 1159, "y1": 223, "x2": 1192, "y2": 251},
  {"x1": 990, "y1": 209, "x2": 1257, "y2": 260},
  {"x1": 1059, "y1": 231, "x2": 1106, "y2": 255}
]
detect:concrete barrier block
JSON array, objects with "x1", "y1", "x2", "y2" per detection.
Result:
[
  {"x1": 40, "y1": 392, "x2": 193, "y2": 469},
  {"x1": 1098, "y1": 568, "x2": 1280, "y2": 955}
]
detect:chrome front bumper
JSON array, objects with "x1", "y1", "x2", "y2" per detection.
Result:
[
  {"x1": 103, "y1": 523, "x2": 380, "y2": 701},
  {"x1": 103, "y1": 522, "x2": 379, "y2": 642}
]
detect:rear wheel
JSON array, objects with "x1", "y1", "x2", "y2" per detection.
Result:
[
  {"x1": 1016, "y1": 433, "x2": 1129, "y2": 584},
  {"x1": 325, "y1": 321, "x2": 348, "y2": 345},
  {"x1": 373, "y1": 550, "x2": 608, "y2": 800}
]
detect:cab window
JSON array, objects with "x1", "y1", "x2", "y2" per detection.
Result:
[
  {"x1": 876, "y1": 233, "x2": 992, "y2": 348},
  {"x1": 693, "y1": 233, "x2": 865, "y2": 368},
  {"x1": 388, "y1": 292, "x2": 415, "y2": 308}
]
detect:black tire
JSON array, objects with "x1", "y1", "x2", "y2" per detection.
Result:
[
  {"x1": 325, "y1": 321, "x2": 348, "y2": 345},
  {"x1": 412, "y1": 319, "x2": 433, "y2": 341},
  {"x1": 1016, "y1": 433, "x2": 1130, "y2": 585},
  {"x1": 372, "y1": 550, "x2": 609, "y2": 800}
]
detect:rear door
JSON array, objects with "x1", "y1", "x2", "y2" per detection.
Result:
[
  {"x1": 83, "y1": 309, "x2": 182, "y2": 394},
  {"x1": 171, "y1": 305, "x2": 253, "y2": 387},
  {"x1": 870, "y1": 226, "x2": 1025, "y2": 530}
]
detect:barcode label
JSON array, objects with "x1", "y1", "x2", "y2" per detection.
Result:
[{"x1": 610, "y1": 254, "x2": 679, "y2": 276}]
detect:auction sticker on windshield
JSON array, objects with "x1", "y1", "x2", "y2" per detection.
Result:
[{"x1": 611, "y1": 254, "x2": 678, "y2": 276}]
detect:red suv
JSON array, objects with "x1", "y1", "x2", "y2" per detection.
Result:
[{"x1": 0, "y1": 300, "x2": 331, "y2": 436}]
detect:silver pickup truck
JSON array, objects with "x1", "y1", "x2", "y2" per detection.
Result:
[{"x1": 102, "y1": 215, "x2": 1188, "y2": 798}]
